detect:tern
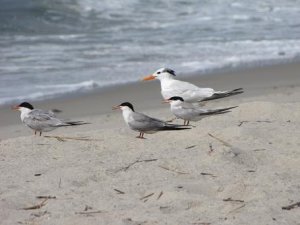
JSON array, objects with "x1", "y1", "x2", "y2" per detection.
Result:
[
  {"x1": 112, "y1": 102, "x2": 190, "y2": 139},
  {"x1": 12, "y1": 102, "x2": 89, "y2": 136},
  {"x1": 143, "y1": 68, "x2": 243, "y2": 102},
  {"x1": 164, "y1": 96, "x2": 238, "y2": 125}
]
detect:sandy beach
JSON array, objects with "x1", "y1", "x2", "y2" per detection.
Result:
[{"x1": 1, "y1": 63, "x2": 300, "y2": 225}]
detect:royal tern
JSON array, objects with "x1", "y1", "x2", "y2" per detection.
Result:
[
  {"x1": 112, "y1": 102, "x2": 190, "y2": 139},
  {"x1": 143, "y1": 68, "x2": 243, "y2": 102},
  {"x1": 12, "y1": 102, "x2": 89, "y2": 136},
  {"x1": 164, "y1": 96, "x2": 238, "y2": 125}
]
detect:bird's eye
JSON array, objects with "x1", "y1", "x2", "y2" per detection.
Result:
[{"x1": 157, "y1": 72, "x2": 161, "y2": 74}]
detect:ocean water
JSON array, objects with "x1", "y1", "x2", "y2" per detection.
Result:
[{"x1": 1, "y1": 0, "x2": 300, "y2": 105}]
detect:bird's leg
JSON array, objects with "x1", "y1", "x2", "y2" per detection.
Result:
[
  {"x1": 141, "y1": 133, "x2": 146, "y2": 139},
  {"x1": 183, "y1": 120, "x2": 187, "y2": 125},
  {"x1": 136, "y1": 132, "x2": 146, "y2": 139},
  {"x1": 34, "y1": 131, "x2": 37, "y2": 135},
  {"x1": 39, "y1": 132, "x2": 42, "y2": 136},
  {"x1": 187, "y1": 120, "x2": 190, "y2": 126},
  {"x1": 136, "y1": 132, "x2": 142, "y2": 138}
]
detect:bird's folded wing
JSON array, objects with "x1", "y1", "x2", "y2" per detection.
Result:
[
  {"x1": 28, "y1": 110, "x2": 55, "y2": 121},
  {"x1": 129, "y1": 112, "x2": 164, "y2": 130}
]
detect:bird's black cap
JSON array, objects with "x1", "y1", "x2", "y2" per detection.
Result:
[
  {"x1": 120, "y1": 102, "x2": 134, "y2": 111},
  {"x1": 19, "y1": 102, "x2": 34, "y2": 110},
  {"x1": 168, "y1": 96, "x2": 184, "y2": 102},
  {"x1": 162, "y1": 68, "x2": 176, "y2": 76}
]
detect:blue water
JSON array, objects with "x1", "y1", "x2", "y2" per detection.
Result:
[{"x1": 1, "y1": 0, "x2": 300, "y2": 105}]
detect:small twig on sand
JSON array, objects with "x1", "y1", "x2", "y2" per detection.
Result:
[
  {"x1": 238, "y1": 121, "x2": 249, "y2": 127},
  {"x1": 44, "y1": 135, "x2": 102, "y2": 142},
  {"x1": 159, "y1": 165, "x2": 189, "y2": 175},
  {"x1": 142, "y1": 159, "x2": 158, "y2": 162},
  {"x1": 201, "y1": 172, "x2": 217, "y2": 178},
  {"x1": 140, "y1": 193, "x2": 154, "y2": 200},
  {"x1": 223, "y1": 198, "x2": 244, "y2": 203},
  {"x1": 119, "y1": 156, "x2": 142, "y2": 172},
  {"x1": 114, "y1": 189, "x2": 125, "y2": 194},
  {"x1": 185, "y1": 145, "x2": 196, "y2": 149},
  {"x1": 256, "y1": 120, "x2": 273, "y2": 123},
  {"x1": 75, "y1": 210, "x2": 103, "y2": 215},
  {"x1": 22, "y1": 199, "x2": 48, "y2": 210},
  {"x1": 282, "y1": 201, "x2": 300, "y2": 210},
  {"x1": 238, "y1": 120, "x2": 273, "y2": 127},
  {"x1": 157, "y1": 191, "x2": 163, "y2": 200},
  {"x1": 31, "y1": 210, "x2": 48, "y2": 218},
  {"x1": 228, "y1": 204, "x2": 246, "y2": 214},
  {"x1": 116, "y1": 156, "x2": 158, "y2": 172},
  {"x1": 36, "y1": 196, "x2": 56, "y2": 199},
  {"x1": 253, "y1": 148, "x2": 266, "y2": 152},
  {"x1": 208, "y1": 133, "x2": 232, "y2": 148}
]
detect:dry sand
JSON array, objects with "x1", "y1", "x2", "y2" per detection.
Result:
[{"x1": 0, "y1": 63, "x2": 300, "y2": 225}]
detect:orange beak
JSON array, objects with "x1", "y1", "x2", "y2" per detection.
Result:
[
  {"x1": 162, "y1": 99, "x2": 170, "y2": 104},
  {"x1": 112, "y1": 105, "x2": 121, "y2": 110},
  {"x1": 11, "y1": 105, "x2": 20, "y2": 111},
  {"x1": 142, "y1": 74, "x2": 156, "y2": 81}
]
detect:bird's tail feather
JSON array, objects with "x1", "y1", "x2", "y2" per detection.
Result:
[
  {"x1": 59, "y1": 121, "x2": 90, "y2": 127},
  {"x1": 161, "y1": 125, "x2": 191, "y2": 131},
  {"x1": 200, "y1": 106, "x2": 238, "y2": 116},
  {"x1": 200, "y1": 88, "x2": 243, "y2": 102}
]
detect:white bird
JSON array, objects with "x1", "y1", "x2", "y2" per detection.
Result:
[
  {"x1": 12, "y1": 102, "x2": 89, "y2": 136},
  {"x1": 143, "y1": 68, "x2": 243, "y2": 102},
  {"x1": 112, "y1": 102, "x2": 190, "y2": 139},
  {"x1": 164, "y1": 96, "x2": 238, "y2": 125}
]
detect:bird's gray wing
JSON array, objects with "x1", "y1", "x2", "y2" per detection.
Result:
[
  {"x1": 180, "y1": 104, "x2": 206, "y2": 117},
  {"x1": 129, "y1": 112, "x2": 165, "y2": 131},
  {"x1": 24, "y1": 109, "x2": 64, "y2": 129}
]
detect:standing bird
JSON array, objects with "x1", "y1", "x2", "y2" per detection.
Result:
[
  {"x1": 112, "y1": 102, "x2": 190, "y2": 139},
  {"x1": 143, "y1": 68, "x2": 243, "y2": 102},
  {"x1": 164, "y1": 96, "x2": 238, "y2": 125},
  {"x1": 12, "y1": 102, "x2": 89, "y2": 136}
]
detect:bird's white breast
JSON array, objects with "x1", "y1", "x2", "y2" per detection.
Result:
[
  {"x1": 122, "y1": 109, "x2": 134, "y2": 125},
  {"x1": 20, "y1": 108, "x2": 31, "y2": 122}
]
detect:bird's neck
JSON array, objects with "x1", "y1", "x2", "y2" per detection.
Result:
[
  {"x1": 160, "y1": 76, "x2": 174, "y2": 89},
  {"x1": 170, "y1": 103, "x2": 182, "y2": 110},
  {"x1": 122, "y1": 108, "x2": 133, "y2": 124},
  {"x1": 20, "y1": 108, "x2": 32, "y2": 122}
]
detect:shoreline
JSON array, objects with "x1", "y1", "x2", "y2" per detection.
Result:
[{"x1": 1, "y1": 62, "x2": 300, "y2": 139}]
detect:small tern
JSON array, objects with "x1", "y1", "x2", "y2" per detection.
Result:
[
  {"x1": 143, "y1": 68, "x2": 243, "y2": 102},
  {"x1": 12, "y1": 102, "x2": 89, "y2": 136},
  {"x1": 164, "y1": 96, "x2": 238, "y2": 125},
  {"x1": 112, "y1": 102, "x2": 190, "y2": 139}
]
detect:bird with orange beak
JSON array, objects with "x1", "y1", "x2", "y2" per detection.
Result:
[
  {"x1": 12, "y1": 102, "x2": 88, "y2": 136},
  {"x1": 143, "y1": 68, "x2": 243, "y2": 102}
]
